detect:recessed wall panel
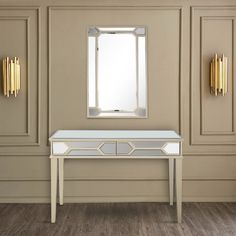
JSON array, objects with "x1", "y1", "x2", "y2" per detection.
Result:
[
  {"x1": 0, "y1": 8, "x2": 40, "y2": 148},
  {"x1": 49, "y1": 7, "x2": 181, "y2": 134},
  {"x1": 191, "y1": 7, "x2": 236, "y2": 149},
  {"x1": 201, "y1": 18, "x2": 234, "y2": 134},
  {"x1": 0, "y1": 19, "x2": 28, "y2": 135}
]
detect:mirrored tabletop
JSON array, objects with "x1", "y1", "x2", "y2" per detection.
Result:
[{"x1": 50, "y1": 130, "x2": 182, "y2": 140}]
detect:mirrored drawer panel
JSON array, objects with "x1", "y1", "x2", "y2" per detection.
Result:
[
  {"x1": 117, "y1": 141, "x2": 180, "y2": 156},
  {"x1": 52, "y1": 140, "x2": 180, "y2": 156},
  {"x1": 52, "y1": 141, "x2": 116, "y2": 156}
]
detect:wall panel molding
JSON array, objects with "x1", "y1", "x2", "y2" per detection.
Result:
[
  {"x1": 200, "y1": 16, "x2": 235, "y2": 136},
  {"x1": 0, "y1": 179, "x2": 236, "y2": 203},
  {"x1": 0, "y1": 16, "x2": 30, "y2": 137},
  {"x1": 1, "y1": 155, "x2": 236, "y2": 182},
  {"x1": 47, "y1": 5, "x2": 183, "y2": 139},
  {"x1": 189, "y1": 6, "x2": 236, "y2": 154},
  {"x1": 0, "y1": 6, "x2": 41, "y2": 147},
  {"x1": 1, "y1": 2, "x2": 236, "y2": 202}
]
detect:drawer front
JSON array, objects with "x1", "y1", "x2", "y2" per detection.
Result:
[
  {"x1": 52, "y1": 141, "x2": 116, "y2": 156},
  {"x1": 52, "y1": 140, "x2": 180, "y2": 156},
  {"x1": 117, "y1": 141, "x2": 180, "y2": 156}
]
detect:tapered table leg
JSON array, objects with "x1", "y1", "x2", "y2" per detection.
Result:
[
  {"x1": 51, "y1": 158, "x2": 57, "y2": 223},
  {"x1": 175, "y1": 158, "x2": 182, "y2": 223},
  {"x1": 169, "y1": 158, "x2": 174, "y2": 205},
  {"x1": 59, "y1": 158, "x2": 64, "y2": 205}
]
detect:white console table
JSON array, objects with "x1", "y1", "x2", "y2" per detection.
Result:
[{"x1": 49, "y1": 130, "x2": 183, "y2": 223}]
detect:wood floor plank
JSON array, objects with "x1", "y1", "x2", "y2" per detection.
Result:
[{"x1": 0, "y1": 203, "x2": 236, "y2": 236}]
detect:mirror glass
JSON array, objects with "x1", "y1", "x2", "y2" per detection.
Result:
[{"x1": 88, "y1": 27, "x2": 147, "y2": 118}]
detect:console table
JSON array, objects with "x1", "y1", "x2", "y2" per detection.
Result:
[{"x1": 49, "y1": 130, "x2": 183, "y2": 223}]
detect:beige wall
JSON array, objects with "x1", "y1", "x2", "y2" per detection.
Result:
[{"x1": 0, "y1": 0, "x2": 236, "y2": 202}]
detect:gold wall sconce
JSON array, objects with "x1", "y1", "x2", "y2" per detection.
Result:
[
  {"x1": 210, "y1": 54, "x2": 227, "y2": 96},
  {"x1": 2, "y1": 57, "x2": 20, "y2": 97}
]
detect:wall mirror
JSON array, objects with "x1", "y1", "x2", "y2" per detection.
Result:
[{"x1": 87, "y1": 26, "x2": 147, "y2": 118}]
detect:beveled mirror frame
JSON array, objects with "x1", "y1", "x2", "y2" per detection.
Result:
[{"x1": 87, "y1": 26, "x2": 148, "y2": 118}]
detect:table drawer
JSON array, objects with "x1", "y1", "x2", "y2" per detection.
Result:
[
  {"x1": 52, "y1": 140, "x2": 180, "y2": 156},
  {"x1": 52, "y1": 141, "x2": 116, "y2": 156},
  {"x1": 117, "y1": 141, "x2": 180, "y2": 156}
]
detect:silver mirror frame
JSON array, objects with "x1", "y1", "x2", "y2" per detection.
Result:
[{"x1": 87, "y1": 26, "x2": 148, "y2": 118}]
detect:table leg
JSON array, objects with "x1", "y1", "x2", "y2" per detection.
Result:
[
  {"x1": 175, "y1": 158, "x2": 182, "y2": 223},
  {"x1": 169, "y1": 158, "x2": 174, "y2": 206},
  {"x1": 59, "y1": 158, "x2": 64, "y2": 205},
  {"x1": 51, "y1": 158, "x2": 57, "y2": 223}
]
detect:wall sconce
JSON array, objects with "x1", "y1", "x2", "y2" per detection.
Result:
[
  {"x1": 2, "y1": 57, "x2": 20, "y2": 97},
  {"x1": 210, "y1": 54, "x2": 227, "y2": 96}
]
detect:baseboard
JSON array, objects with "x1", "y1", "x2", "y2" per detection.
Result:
[{"x1": 0, "y1": 196, "x2": 236, "y2": 203}]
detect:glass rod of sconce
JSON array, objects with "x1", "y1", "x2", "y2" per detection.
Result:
[
  {"x1": 2, "y1": 57, "x2": 20, "y2": 97},
  {"x1": 210, "y1": 54, "x2": 227, "y2": 96}
]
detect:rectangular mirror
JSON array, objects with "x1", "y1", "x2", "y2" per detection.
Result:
[{"x1": 88, "y1": 26, "x2": 147, "y2": 118}]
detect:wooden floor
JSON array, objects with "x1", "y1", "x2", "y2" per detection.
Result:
[{"x1": 0, "y1": 203, "x2": 236, "y2": 236}]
